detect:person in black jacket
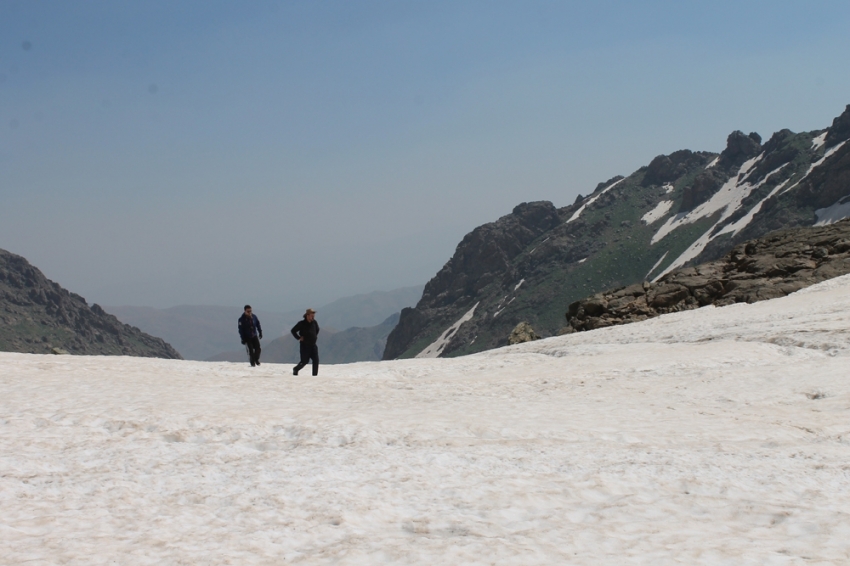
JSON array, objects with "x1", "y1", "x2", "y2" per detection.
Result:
[
  {"x1": 291, "y1": 308, "x2": 319, "y2": 376},
  {"x1": 238, "y1": 305, "x2": 263, "y2": 367}
]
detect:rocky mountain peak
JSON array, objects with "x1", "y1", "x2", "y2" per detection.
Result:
[
  {"x1": 642, "y1": 150, "x2": 706, "y2": 187},
  {"x1": 825, "y1": 104, "x2": 850, "y2": 147},
  {"x1": 383, "y1": 104, "x2": 850, "y2": 361},
  {"x1": 417, "y1": 200, "x2": 560, "y2": 308},
  {"x1": 719, "y1": 130, "x2": 762, "y2": 169}
]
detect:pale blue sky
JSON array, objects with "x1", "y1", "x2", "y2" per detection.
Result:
[{"x1": 2, "y1": 1, "x2": 850, "y2": 311}]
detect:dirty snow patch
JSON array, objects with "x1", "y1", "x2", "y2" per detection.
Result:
[{"x1": 815, "y1": 196, "x2": 850, "y2": 226}]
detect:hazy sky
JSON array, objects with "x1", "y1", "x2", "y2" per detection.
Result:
[{"x1": 2, "y1": 1, "x2": 850, "y2": 312}]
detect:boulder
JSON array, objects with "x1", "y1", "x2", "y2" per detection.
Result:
[
  {"x1": 509, "y1": 322, "x2": 541, "y2": 345},
  {"x1": 565, "y1": 219, "x2": 850, "y2": 333}
]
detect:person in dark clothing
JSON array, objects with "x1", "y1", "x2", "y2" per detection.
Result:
[
  {"x1": 238, "y1": 305, "x2": 263, "y2": 367},
  {"x1": 291, "y1": 308, "x2": 319, "y2": 376}
]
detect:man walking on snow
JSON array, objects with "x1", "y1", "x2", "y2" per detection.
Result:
[
  {"x1": 238, "y1": 305, "x2": 263, "y2": 367},
  {"x1": 291, "y1": 308, "x2": 320, "y2": 376}
]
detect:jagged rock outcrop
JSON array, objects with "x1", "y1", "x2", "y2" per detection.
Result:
[
  {"x1": 0, "y1": 248, "x2": 182, "y2": 358},
  {"x1": 508, "y1": 322, "x2": 540, "y2": 345},
  {"x1": 383, "y1": 201, "x2": 560, "y2": 359},
  {"x1": 565, "y1": 219, "x2": 850, "y2": 332},
  {"x1": 383, "y1": 104, "x2": 850, "y2": 359}
]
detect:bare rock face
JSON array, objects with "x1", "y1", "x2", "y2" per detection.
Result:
[
  {"x1": 0, "y1": 248, "x2": 182, "y2": 358},
  {"x1": 384, "y1": 201, "x2": 560, "y2": 360},
  {"x1": 508, "y1": 322, "x2": 540, "y2": 345},
  {"x1": 566, "y1": 219, "x2": 850, "y2": 332}
]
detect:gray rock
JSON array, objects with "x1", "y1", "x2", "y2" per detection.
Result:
[
  {"x1": 509, "y1": 322, "x2": 540, "y2": 345},
  {"x1": 566, "y1": 219, "x2": 850, "y2": 332}
]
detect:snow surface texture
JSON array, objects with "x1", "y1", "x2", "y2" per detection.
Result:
[{"x1": 4, "y1": 276, "x2": 850, "y2": 564}]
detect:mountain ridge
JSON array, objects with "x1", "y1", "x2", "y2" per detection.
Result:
[
  {"x1": 384, "y1": 104, "x2": 850, "y2": 359},
  {"x1": 0, "y1": 248, "x2": 181, "y2": 358}
]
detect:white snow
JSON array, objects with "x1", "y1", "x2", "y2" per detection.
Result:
[
  {"x1": 513, "y1": 279, "x2": 525, "y2": 291},
  {"x1": 663, "y1": 183, "x2": 675, "y2": 193},
  {"x1": 567, "y1": 178, "x2": 625, "y2": 223},
  {"x1": 416, "y1": 302, "x2": 479, "y2": 358},
  {"x1": 645, "y1": 251, "x2": 668, "y2": 279},
  {"x1": 811, "y1": 131, "x2": 828, "y2": 150},
  {"x1": 815, "y1": 196, "x2": 850, "y2": 226},
  {"x1": 651, "y1": 154, "x2": 764, "y2": 245},
  {"x1": 651, "y1": 161, "x2": 789, "y2": 281},
  {"x1": 640, "y1": 200, "x2": 674, "y2": 225},
  {"x1": 578, "y1": 257, "x2": 587, "y2": 263},
  {"x1": 4, "y1": 276, "x2": 850, "y2": 563},
  {"x1": 781, "y1": 140, "x2": 848, "y2": 196},
  {"x1": 704, "y1": 156, "x2": 720, "y2": 169}
]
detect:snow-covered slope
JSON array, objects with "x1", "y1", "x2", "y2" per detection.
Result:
[{"x1": 3, "y1": 276, "x2": 850, "y2": 563}]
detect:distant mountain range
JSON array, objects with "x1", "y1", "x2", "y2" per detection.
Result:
[
  {"x1": 208, "y1": 312, "x2": 400, "y2": 365},
  {"x1": 0, "y1": 249, "x2": 180, "y2": 358},
  {"x1": 384, "y1": 104, "x2": 850, "y2": 359},
  {"x1": 108, "y1": 286, "x2": 422, "y2": 361}
]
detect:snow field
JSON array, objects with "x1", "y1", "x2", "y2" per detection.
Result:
[{"x1": 3, "y1": 276, "x2": 850, "y2": 564}]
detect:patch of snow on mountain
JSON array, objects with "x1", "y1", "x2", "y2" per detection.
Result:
[
  {"x1": 815, "y1": 196, "x2": 850, "y2": 226},
  {"x1": 641, "y1": 200, "x2": 674, "y2": 225},
  {"x1": 578, "y1": 257, "x2": 587, "y2": 263},
  {"x1": 645, "y1": 251, "x2": 668, "y2": 279},
  {"x1": 704, "y1": 156, "x2": 720, "y2": 169},
  {"x1": 716, "y1": 175, "x2": 793, "y2": 238},
  {"x1": 653, "y1": 162, "x2": 787, "y2": 280},
  {"x1": 811, "y1": 131, "x2": 828, "y2": 150},
  {"x1": 567, "y1": 178, "x2": 625, "y2": 223},
  {"x1": 4, "y1": 276, "x2": 850, "y2": 563},
  {"x1": 663, "y1": 183, "x2": 675, "y2": 193},
  {"x1": 781, "y1": 140, "x2": 847, "y2": 195},
  {"x1": 650, "y1": 153, "x2": 764, "y2": 245},
  {"x1": 514, "y1": 279, "x2": 525, "y2": 291},
  {"x1": 416, "y1": 302, "x2": 479, "y2": 358}
]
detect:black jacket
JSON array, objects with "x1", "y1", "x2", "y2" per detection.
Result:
[
  {"x1": 291, "y1": 319, "x2": 320, "y2": 345},
  {"x1": 238, "y1": 313, "x2": 262, "y2": 341}
]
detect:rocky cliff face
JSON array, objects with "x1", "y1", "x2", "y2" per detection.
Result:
[
  {"x1": 384, "y1": 104, "x2": 850, "y2": 359},
  {"x1": 566, "y1": 219, "x2": 850, "y2": 332},
  {"x1": 0, "y1": 249, "x2": 181, "y2": 358}
]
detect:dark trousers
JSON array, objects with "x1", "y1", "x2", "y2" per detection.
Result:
[
  {"x1": 294, "y1": 342, "x2": 319, "y2": 375},
  {"x1": 245, "y1": 336, "x2": 261, "y2": 365}
]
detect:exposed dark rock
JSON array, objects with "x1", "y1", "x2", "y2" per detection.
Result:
[
  {"x1": 0, "y1": 248, "x2": 182, "y2": 358},
  {"x1": 679, "y1": 169, "x2": 725, "y2": 212},
  {"x1": 642, "y1": 150, "x2": 705, "y2": 187},
  {"x1": 383, "y1": 104, "x2": 850, "y2": 360},
  {"x1": 566, "y1": 220, "x2": 850, "y2": 332},
  {"x1": 384, "y1": 201, "x2": 560, "y2": 359},
  {"x1": 719, "y1": 130, "x2": 762, "y2": 169},
  {"x1": 825, "y1": 104, "x2": 850, "y2": 148}
]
